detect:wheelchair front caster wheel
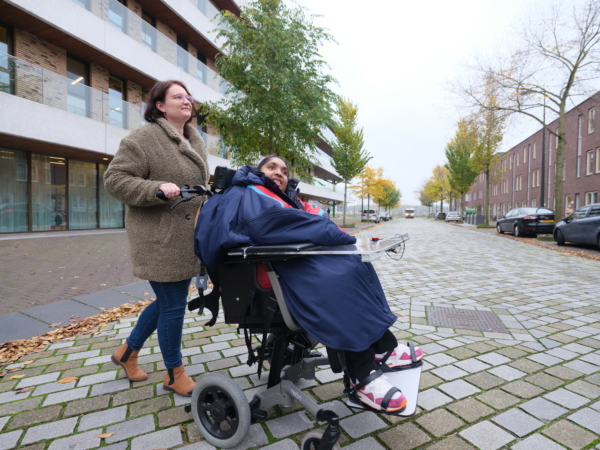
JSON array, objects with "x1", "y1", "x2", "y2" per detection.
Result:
[
  {"x1": 301, "y1": 429, "x2": 342, "y2": 450},
  {"x1": 191, "y1": 373, "x2": 251, "y2": 449}
]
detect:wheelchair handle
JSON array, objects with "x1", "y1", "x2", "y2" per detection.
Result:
[{"x1": 156, "y1": 184, "x2": 212, "y2": 209}]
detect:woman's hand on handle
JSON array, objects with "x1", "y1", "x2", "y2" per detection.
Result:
[{"x1": 159, "y1": 183, "x2": 181, "y2": 199}]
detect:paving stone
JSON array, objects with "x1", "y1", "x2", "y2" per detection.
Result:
[
  {"x1": 509, "y1": 358, "x2": 545, "y2": 374},
  {"x1": 43, "y1": 386, "x2": 89, "y2": 406},
  {"x1": 544, "y1": 388, "x2": 590, "y2": 409},
  {"x1": 544, "y1": 365, "x2": 584, "y2": 380},
  {"x1": 539, "y1": 338, "x2": 564, "y2": 349},
  {"x1": 527, "y1": 353, "x2": 564, "y2": 367},
  {"x1": 586, "y1": 373, "x2": 600, "y2": 386},
  {"x1": 47, "y1": 429, "x2": 102, "y2": 450},
  {"x1": 0, "y1": 430, "x2": 22, "y2": 450},
  {"x1": 565, "y1": 380, "x2": 600, "y2": 399},
  {"x1": 476, "y1": 390, "x2": 520, "y2": 410},
  {"x1": 64, "y1": 395, "x2": 110, "y2": 417},
  {"x1": 16, "y1": 372, "x2": 60, "y2": 389},
  {"x1": 129, "y1": 395, "x2": 173, "y2": 417},
  {"x1": 447, "y1": 398, "x2": 494, "y2": 423},
  {"x1": 526, "y1": 373, "x2": 565, "y2": 390},
  {"x1": 465, "y1": 343, "x2": 496, "y2": 353},
  {"x1": 487, "y1": 365, "x2": 526, "y2": 381},
  {"x1": 157, "y1": 405, "x2": 192, "y2": 427},
  {"x1": 438, "y1": 380, "x2": 480, "y2": 399},
  {"x1": 419, "y1": 372, "x2": 443, "y2": 390},
  {"x1": 90, "y1": 379, "x2": 130, "y2": 396},
  {"x1": 112, "y1": 385, "x2": 155, "y2": 406},
  {"x1": 105, "y1": 415, "x2": 156, "y2": 444},
  {"x1": 465, "y1": 372, "x2": 504, "y2": 390},
  {"x1": 501, "y1": 380, "x2": 544, "y2": 399},
  {"x1": 426, "y1": 436, "x2": 476, "y2": 450},
  {"x1": 542, "y1": 420, "x2": 597, "y2": 450},
  {"x1": 21, "y1": 417, "x2": 78, "y2": 445},
  {"x1": 491, "y1": 408, "x2": 543, "y2": 437},
  {"x1": 430, "y1": 365, "x2": 469, "y2": 381},
  {"x1": 312, "y1": 381, "x2": 344, "y2": 401},
  {"x1": 445, "y1": 347, "x2": 478, "y2": 360},
  {"x1": 564, "y1": 360, "x2": 599, "y2": 374},
  {"x1": 339, "y1": 411, "x2": 386, "y2": 439},
  {"x1": 342, "y1": 437, "x2": 385, "y2": 450},
  {"x1": 519, "y1": 398, "x2": 568, "y2": 421},
  {"x1": 417, "y1": 388, "x2": 453, "y2": 410},
  {"x1": 227, "y1": 423, "x2": 269, "y2": 450},
  {"x1": 77, "y1": 371, "x2": 117, "y2": 387},
  {"x1": 546, "y1": 348, "x2": 580, "y2": 360},
  {"x1": 459, "y1": 420, "x2": 515, "y2": 450},
  {"x1": 378, "y1": 422, "x2": 432, "y2": 450},
  {"x1": 562, "y1": 343, "x2": 594, "y2": 354},
  {"x1": 425, "y1": 353, "x2": 458, "y2": 367},
  {"x1": 567, "y1": 407, "x2": 600, "y2": 433},
  {"x1": 61, "y1": 366, "x2": 99, "y2": 379},
  {"x1": 78, "y1": 406, "x2": 127, "y2": 431},
  {"x1": 266, "y1": 411, "x2": 315, "y2": 439},
  {"x1": 65, "y1": 350, "x2": 100, "y2": 361},
  {"x1": 130, "y1": 426, "x2": 183, "y2": 450},
  {"x1": 416, "y1": 408, "x2": 465, "y2": 437},
  {"x1": 9, "y1": 405, "x2": 62, "y2": 430},
  {"x1": 453, "y1": 359, "x2": 492, "y2": 373},
  {"x1": 476, "y1": 352, "x2": 512, "y2": 366},
  {"x1": 496, "y1": 347, "x2": 528, "y2": 359},
  {"x1": 0, "y1": 397, "x2": 42, "y2": 416},
  {"x1": 511, "y1": 433, "x2": 570, "y2": 450}
]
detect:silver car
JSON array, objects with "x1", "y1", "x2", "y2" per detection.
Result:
[{"x1": 445, "y1": 211, "x2": 461, "y2": 222}]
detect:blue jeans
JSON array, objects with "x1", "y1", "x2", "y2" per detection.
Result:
[{"x1": 127, "y1": 279, "x2": 191, "y2": 369}]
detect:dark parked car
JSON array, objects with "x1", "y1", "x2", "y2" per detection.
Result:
[
  {"x1": 554, "y1": 203, "x2": 600, "y2": 248},
  {"x1": 434, "y1": 212, "x2": 446, "y2": 220},
  {"x1": 496, "y1": 207, "x2": 555, "y2": 237}
]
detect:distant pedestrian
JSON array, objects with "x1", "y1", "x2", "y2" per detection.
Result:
[
  {"x1": 104, "y1": 80, "x2": 210, "y2": 397},
  {"x1": 566, "y1": 202, "x2": 574, "y2": 216},
  {"x1": 326, "y1": 207, "x2": 331, "y2": 217}
]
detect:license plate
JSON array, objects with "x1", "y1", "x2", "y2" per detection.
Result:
[{"x1": 541, "y1": 219, "x2": 554, "y2": 223}]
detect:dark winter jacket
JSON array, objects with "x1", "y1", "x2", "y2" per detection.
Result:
[{"x1": 194, "y1": 166, "x2": 397, "y2": 351}]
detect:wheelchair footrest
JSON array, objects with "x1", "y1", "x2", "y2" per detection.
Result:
[{"x1": 344, "y1": 362, "x2": 422, "y2": 417}]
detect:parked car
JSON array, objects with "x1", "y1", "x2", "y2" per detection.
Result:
[
  {"x1": 554, "y1": 203, "x2": 600, "y2": 248},
  {"x1": 496, "y1": 207, "x2": 555, "y2": 237},
  {"x1": 379, "y1": 212, "x2": 388, "y2": 222},
  {"x1": 361, "y1": 209, "x2": 380, "y2": 223},
  {"x1": 434, "y1": 212, "x2": 446, "y2": 220},
  {"x1": 445, "y1": 211, "x2": 461, "y2": 222}
]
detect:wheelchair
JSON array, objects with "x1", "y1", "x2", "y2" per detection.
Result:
[{"x1": 164, "y1": 168, "x2": 423, "y2": 449}]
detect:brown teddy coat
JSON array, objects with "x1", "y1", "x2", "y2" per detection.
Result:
[{"x1": 104, "y1": 118, "x2": 210, "y2": 282}]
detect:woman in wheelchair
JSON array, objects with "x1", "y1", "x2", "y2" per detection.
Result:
[{"x1": 195, "y1": 156, "x2": 423, "y2": 412}]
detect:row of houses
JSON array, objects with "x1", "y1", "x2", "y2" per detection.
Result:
[
  {"x1": 0, "y1": 0, "x2": 343, "y2": 234},
  {"x1": 461, "y1": 94, "x2": 600, "y2": 218}
]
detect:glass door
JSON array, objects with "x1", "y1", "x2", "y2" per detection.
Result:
[{"x1": 31, "y1": 154, "x2": 67, "y2": 231}]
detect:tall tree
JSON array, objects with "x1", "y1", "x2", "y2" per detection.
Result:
[
  {"x1": 472, "y1": 98, "x2": 505, "y2": 225},
  {"x1": 203, "y1": 0, "x2": 337, "y2": 176},
  {"x1": 330, "y1": 97, "x2": 371, "y2": 226},
  {"x1": 352, "y1": 166, "x2": 385, "y2": 217},
  {"x1": 376, "y1": 179, "x2": 401, "y2": 213},
  {"x1": 415, "y1": 180, "x2": 435, "y2": 216},
  {"x1": 426, "y1": 165, "x2": 454, "y2": 213},
  {"x1": 453, "y1": 0, "x2": 600, "y2": 220},
  {"x1": 445, "y1": 118, "x2": 480, "y2": 217}
]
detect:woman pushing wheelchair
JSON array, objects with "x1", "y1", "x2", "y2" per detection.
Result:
[{"x1": 195, "y1": 155, "x2": 423, "y2": 412}]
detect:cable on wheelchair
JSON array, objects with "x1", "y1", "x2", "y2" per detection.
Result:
[{"x1": 385, "y1": 233, "x2": 406, "y2": 261}]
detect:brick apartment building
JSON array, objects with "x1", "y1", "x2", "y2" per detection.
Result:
[
  {"x1": 461, "y1": 94, "x2": 600, "y2": 218},
  {"x1": 0, "y1": 0, "x2": 342, "y2": 234}
]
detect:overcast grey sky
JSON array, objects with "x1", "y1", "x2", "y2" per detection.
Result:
[{"x1": 294, "y1": 0, "x2": 547, "y2": 205}]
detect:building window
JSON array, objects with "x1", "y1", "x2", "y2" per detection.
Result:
[
  {"x1": 575, "y1": 193, "x2": 580, "y2": 209},
  {"x1": 589, "y1": 107, "x2": 595, "y2": 134},
  {"x1": 67, "y1": 56, "x2": 89, "y2": 118},
  {"x1": 524, "y1": 147, "x2": 528, "y2": 163},
  {"x1": 0, "y1": 23, "x2": 13, "y2": 95},
  {"x1": 177, "y1": 36, "x2": 189, "y2": 71},
  {"x1": 586, "y1": 192, "x2": 598, "y2": 205},
  {"x1": 0, "y1": 148, "x2": 28, "y2": 233},
  {"x1": 108, "y1": 0, "x2": 127, "y2": 32},
  {"x1": 533, "y1": 141, "x2": 537, "y2": 159},
  {"x1": 31, "y1": 154, "x2": 67, "y2": 231},
  {"x1": 597, "y1": 148, "x2": 600, "y2": 173},
  {"x1": 587, "y1": 150, "x2": 594, "y2": 175},
  {"x1": 531, "y1": 199, "x2": 536, "y2": 207},
  {"x1": 69, "y1": 160, "x2": 97, "y2": 229},
  {"x1": 517, "y1": 151, "x2": 520, "y2": 166},
  {"x1": 577, "y1": 115, "x2": 583, "y2": 177},
  {"x1": 141, "y1": 10, "x2": 157, "y2": 51},
  {"x1": 72, "y1": 0, "x2": 90, "y2": 9},
  {"x1": 108, "y1": 75, "x2": 126, "y2": 129},
  {"x1": 565, "y1": 195, "x2": 573, "y2": 213}
]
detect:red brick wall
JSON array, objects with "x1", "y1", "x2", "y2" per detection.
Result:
[{"x1": 14, "y1": 29, "x2": 66, "y2": 76}]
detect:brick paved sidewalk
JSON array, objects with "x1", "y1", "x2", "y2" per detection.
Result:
[{"x1": 1, "y1": 219, "x2": 599, "y2": 450}]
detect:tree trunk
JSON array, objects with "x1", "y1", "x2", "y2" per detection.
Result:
[
  {"x1": 460, "y1": 194, "x2": 465, "y2": 222},
  {"x1": 484, "y1": 168, "x2": 490, "y2": 226},
  {"x1": 554, "y1": 107, "x2": 566, "y2": 221},
  {"x1": 343, "y1": 182, "x2": 348, "y2": 226}
]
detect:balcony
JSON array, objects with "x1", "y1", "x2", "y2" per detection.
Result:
[
  {"x1": 0, "y1": 51, "x2": 144, "y2": 131},
  {"x1": 70, "y1": 0, "x2": 231, "y2": 97}
]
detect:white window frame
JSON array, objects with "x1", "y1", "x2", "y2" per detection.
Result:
[
  {"x1": 589, "y1": 107, "x2": 596, "y2": 134},
  {"x1": 586, "y1": 191, "x2": 598, "y2": 205},
  {"x1": 587, "y1": 150, "x2": 594, "y2": 175}
]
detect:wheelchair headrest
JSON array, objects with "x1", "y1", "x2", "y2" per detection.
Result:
[{"x1": 212, "y1": 166, "x2": 238, "y2": 191}]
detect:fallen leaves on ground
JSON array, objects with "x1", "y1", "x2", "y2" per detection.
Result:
[
  {"x1": 0, "y1": 298, "x2": 154, "y2": 368},
  {"x1": 58, "y1": 377, "x2": 78, "y2": 384},
  {"x1": 15, "y1": 388, "x2": 34, "y2": 394},
  {"x1": 10, "y1": 374, "x2": 25, "y2": 379},
  {"x1": 97, "y1": 432, "x2": 114, "y2": 439}
]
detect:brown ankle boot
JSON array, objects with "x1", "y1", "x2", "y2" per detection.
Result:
[
  {"x1": 111, "y1": 342, "x2": 148, "y2": 381},
  {"x1": 163, "y1": 365, "x2": 196, "y2": 397}
]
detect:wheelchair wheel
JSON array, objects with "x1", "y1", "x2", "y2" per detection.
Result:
[
  {"x1": 301, "y1": 430, "x2": 342, "y2": 450},
  {"x1": 191, "y1": 373, "x2": 251, "y2": 449}
]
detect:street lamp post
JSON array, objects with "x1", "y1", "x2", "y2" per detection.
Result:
[{"x1": 540, "y1": 95, "x2": 546, "y2": 207}]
